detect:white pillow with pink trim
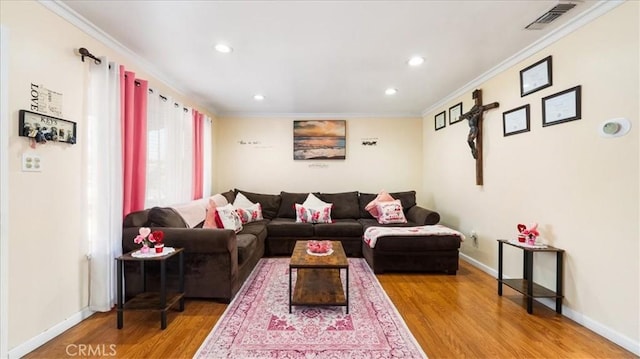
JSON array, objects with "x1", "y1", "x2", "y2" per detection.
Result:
[
  {"x1": 365, "y1": 190, "x2": 395, "y2": 218},
  {"x1": 376, "y1": 199, "x2": 407, "y2": 224}
]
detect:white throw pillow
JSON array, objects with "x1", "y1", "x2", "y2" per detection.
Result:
[
  {"x1": 302, "y1": 193, "x2": 329, "y2": 209},
  {"x1": 233, "y1": 192, "x2": 255, "y2": 209}
]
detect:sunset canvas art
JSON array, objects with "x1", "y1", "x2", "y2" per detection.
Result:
[{"x1": 293, "y1": 120, "x2": 346, "y2": 160}]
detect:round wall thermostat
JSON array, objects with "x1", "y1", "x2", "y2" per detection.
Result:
[{"x1": 598, "y1": 118, "x2": 631, "y2": 138}]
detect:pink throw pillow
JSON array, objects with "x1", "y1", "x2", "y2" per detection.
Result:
[
  {"x1": 376, "y1": 200, "x2": 407, "y2": 224},
  {"x1": 365, "y1": 190, "x2": 395, "y2": 218},
  {"x1": 203, "y1": 198, "x2": 219, "y2": 229}
]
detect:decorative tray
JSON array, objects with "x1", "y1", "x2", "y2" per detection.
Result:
[
  {"x1": 306, "y1": 249, "x2": 334, "y2": 256},
  {"x1": 507, "y1": 240, "x2": 548, "y2": 249},
  {"x1": 131, "y1": 246, "x2": 176, "y2": 258}
]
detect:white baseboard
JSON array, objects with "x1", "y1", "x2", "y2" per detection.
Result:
[
  {"x1": 459, "y1": 253, "x2": 640, "y2": 356},
  {"x1": 8, "y1": 308, "x2": 94, "y2": 359}
]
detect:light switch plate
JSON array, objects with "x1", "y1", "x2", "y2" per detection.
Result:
[{"x1": 22, "y1": 153, "x2": 42, "y2": 172}]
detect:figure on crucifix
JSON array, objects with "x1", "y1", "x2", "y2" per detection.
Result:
[{"x1": 459, "y1": 89, "x2": 499, "y2": 159}]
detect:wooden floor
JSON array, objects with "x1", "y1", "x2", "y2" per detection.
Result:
[{"x1": 24, "y1": 260, "x2": 636, "y2": 358}]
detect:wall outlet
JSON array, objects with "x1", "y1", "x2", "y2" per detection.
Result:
[
  {"x1": 22, "y1": 153, "x2": 42, "y2": 172},
  {"x1": 470, "y1": 230, "x2": 478, "y2": 247}
]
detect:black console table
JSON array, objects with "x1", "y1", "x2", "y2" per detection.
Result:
[
  {"x1": 116, "y1": 247, "x2": 184, "y2": 329},
  {"x1": 497, "y1": 239, "x2": 564, "y2": 314}
]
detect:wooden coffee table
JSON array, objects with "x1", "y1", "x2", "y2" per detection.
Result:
[{"x1": 289, "y1": 240, "x2": 349, "y2": 313}]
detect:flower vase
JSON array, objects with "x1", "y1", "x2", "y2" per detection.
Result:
[
  {"x1": 155, "y1": 244, "x2": 164, "y2": 253},
  {"x1": 140, "y1": 245, "x2": 150, "y2": 254},
  {"x1": 526, "y1": 236, "x2": 536, "y2": 246}
]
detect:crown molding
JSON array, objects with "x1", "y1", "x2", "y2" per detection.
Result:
[
  {"x1": 218, "y1": 112, "x2": 422, "y2": 119},
  {"x1": 39, "y1": 0, "x2": 219, "y2": 116},
  {"x1": 421, "y1": 0, "x2": 625, "y2": 117}
]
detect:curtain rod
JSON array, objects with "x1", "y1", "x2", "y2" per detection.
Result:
[{"x1": 76, "y1": 47, "x2": 101, "y2": 64}]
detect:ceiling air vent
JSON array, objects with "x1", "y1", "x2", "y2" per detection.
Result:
[{"x1": 525, "y1": 3, "x2": 577, "y2": 30}]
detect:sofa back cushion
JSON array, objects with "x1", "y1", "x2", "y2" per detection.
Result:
[
  {"x1": 390, "y1": 190, "x2": 417, "y2": 211},
  {"x1": 123, "y1": 209, "x2": 151, "y2": 228},
  {"x1": 358, "y1": 193, "x2": 377, "y2": 219},
  {"x1": 148, "y1": 207, "x2": 188, "y2": 228},
  {"x1": 318, "y1": 191, "x2": 359, "y2": 219},
  {"x1": 235, "y1": 189, "x2": 282, "y2": 219},
  {"x1": 277, "y1": 192, "x2": 310, "y2": 218}
]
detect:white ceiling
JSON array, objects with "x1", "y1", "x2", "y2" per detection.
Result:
[{"x1": 59, "y1": 0, "x2": 600, "y2": 117}]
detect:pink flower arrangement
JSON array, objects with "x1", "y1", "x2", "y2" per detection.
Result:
[
  {"x1": 307, "y1": 240, "x2": 332, "y2": 254},
  {"x1": 134, "y1": 227, "x2": 164, "y2": 248},
  {"x1": 517, "y1": 223, "x2": 539, "y2": 244}
]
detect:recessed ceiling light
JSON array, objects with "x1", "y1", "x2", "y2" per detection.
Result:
[
  {"x1": 253, "y1": 94, "x2": 265, "y2": 101},
  {"x1": 214, "y1": 44, "x2": 233, "y2": 53},
  {"x1": 385, "y1": 88, "x2": 398, "y2": 95},
  {"x1": 408, "y1": 56, "x2": 425, "y2": 66}
]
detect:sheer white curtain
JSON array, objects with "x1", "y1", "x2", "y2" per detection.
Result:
[
  {"x1": 202, "y1": 114, "x2": 212, "y2": 198},
  {"x1": 145, "y1": 91, "x2": 194, "y2": 207},
  {"x1": 85, "y1": 59, "x2": 122, "y2": 311}
]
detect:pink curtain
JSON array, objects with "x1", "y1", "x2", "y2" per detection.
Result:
[
  {"x1": 122, "y1": 68, "x2": 148, "y2": 216},
  {"x1": 192, "y1": 110, "x2": 204, "y2": 200}
]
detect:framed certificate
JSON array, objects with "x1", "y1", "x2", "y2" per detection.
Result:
[
  {"x1": 520, "y1": 56, "x2": 552, "y2": 97},
  {"x1": 542, "y1": 86, "x2": 581, "y2": 127},
  {"x1": 502, "y1": 104, "x2": 530, "y2": 136},
  {"x1": 448, "y1": 102, "x2": 463, "y2": 125},
  {"x1": 435, "y1": 111, "x2": 446, "y2": 131}
]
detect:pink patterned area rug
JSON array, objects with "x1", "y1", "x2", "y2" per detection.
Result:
[{"x1": 194, "y1": 258, "x2": 427, "y2": 358}]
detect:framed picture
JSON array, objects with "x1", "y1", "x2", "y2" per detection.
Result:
[
  {"x1": 434, "y1": 111, "x2": 446, "y2": 131},
  {"x1": 19, "y1": 109, "x2": 76, "y2": 144},
  {"x1": 502, "y1": 104, "x2": 530, "y2": 136},
  {"x1": 542, "y1": 86, "x2": 581, "y2": 127},
  {"x1": 448, "y1": 102, "x2": 463, "y2": 125},
  {"x1": 293, "y1": 120, "x2": 346, "y2": 160},
  {"x1": 520, "y1": 56, "x2": 552, "y2": 97}
]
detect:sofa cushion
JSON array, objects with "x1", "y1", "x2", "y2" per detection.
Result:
[
  {"x1": 124, "y1": 209, "x2": 151, "y2": 228},
  {"x1": 276, "y1": 192, "x2": 309, "y2": 219},
  {"x1": 318, "y1": 191, "x2": 360, "y2": 219},
  {"x1": 238, "y1": 220, "x2": 269, "y2": 242},
  {"x1": 148, "y1": 207, "x2": 188, "y2": 228},
  {"x1": 358, "y1": 193, "x2": 377, "y2": 219},
  {"x1": 267, "y1": 218, "x2": 314, "y2": 237},
  {"x1": 314, "y1": 219, "x2": 363, "y2": 237},
  {"x1": 220, "y1": 190, "x2": 236, "y2": 204},
  {"x1": 236, "y1": 234, "x2": 257, "y2": 265},
  {"x1": 359, "y1": 218, "x2": 419, "y2": 230},
  {"x1": 235, "y1": 190, "x2": 282, "y2": 220},
  {"x1": 390, "y1": 190, "x2": 417, "y2": 211}
]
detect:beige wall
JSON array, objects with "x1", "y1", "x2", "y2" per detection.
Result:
[
  {"x1": 0, "y1": 1, "x2": 213, "y2": 350},
  {"x1": 423, "y1": 1, "x2": 638, "y2": 347},
  {"x1": 215, "y1": 117, "x2": 423, "y2": 197}
]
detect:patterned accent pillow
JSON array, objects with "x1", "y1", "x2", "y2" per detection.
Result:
[
  {"x1": 233, "y1": 192, "x2": 264, "y2": 224},
  {"x1": 236, "y1": 203, "x2": 264, "y2": 224},
  {"x1": 295, "y1": 203, "x2": 333, "y2": 224},
  {"x1": 214, "y1": 203, "x2": 243, "y2": 233},
  {"x1": 365, "y1": 190, "x2": 395, "y2": 219},
  {"x1": 376, "y1": 200, "x2": 407, "y2": 224}
]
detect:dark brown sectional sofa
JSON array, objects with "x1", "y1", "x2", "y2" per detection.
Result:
[{"x1": 121, "y1": 189, "x2": 458, "y2": 302}]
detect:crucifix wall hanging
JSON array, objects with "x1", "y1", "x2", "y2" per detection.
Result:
[{"x1": 459, "y1": 89, "x2": 499, "y2": 186}]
